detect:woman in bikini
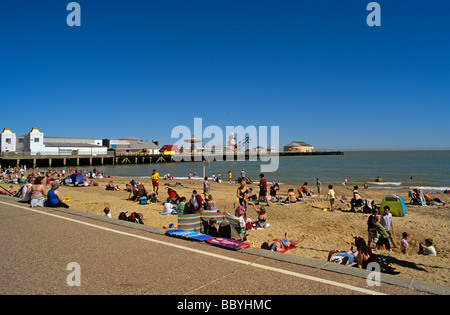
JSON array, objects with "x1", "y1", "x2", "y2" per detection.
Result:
[
  {"x1": 262, "y1": 233, "x2": 305, "y2": 252},
  {"x1": 237, "y1": 181, "x2": 250, "y2": 209}
]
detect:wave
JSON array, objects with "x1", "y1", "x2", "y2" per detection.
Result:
[{"x1": 368, "y1": 181, "x2": 402, "y2": 186}]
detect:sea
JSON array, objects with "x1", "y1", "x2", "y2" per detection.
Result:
[{"x1": 97, "y1": 151, "x2": 450, "y2": 191}]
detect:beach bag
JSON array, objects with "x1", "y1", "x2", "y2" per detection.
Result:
[{"x1": 139, "y1": 196, "x2": 147, "y2": 205}]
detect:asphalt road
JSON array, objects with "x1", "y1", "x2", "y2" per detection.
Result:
[{"x1": 0, "y1": 197, "x2": 440, "y2": 298}]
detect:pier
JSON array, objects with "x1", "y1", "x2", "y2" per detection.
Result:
[{"x1": 0, "y1": 151, "x2": 343, "y2": 168}]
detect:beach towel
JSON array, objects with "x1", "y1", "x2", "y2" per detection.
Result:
[
  {"x1": 277, "y1": 245, "x2": 296, "y2": 253},
  {"x1": 251, "y1": 223, "x2": 270, "y2": 230},
  {"x1": 165, "y1": 229, "x2": 213, "y2": 241},
  {"x1": 206, "y1": 237, "x2": 250, "y2": 250}
]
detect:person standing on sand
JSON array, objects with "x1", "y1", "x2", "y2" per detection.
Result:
[
  {"x1": 203, "y1": 177, "x2": 210, "y2": 196},
  {"x1": 327, "y1": 185, "x2": 336, "y2": 210},
  {"x1": 228, "y1": 171, "x2": 232, "y2": 184},
  {"x1": 380, "y1": 206, "x2": 398, "y2": 248},
  {"x1": 316, "y1": 178, "x2": 322, "y2": 197},
  {"x1": 258, "y1": 173, "x2": 270, "y2": 205},
  {"x1": 151, "y1": 169, "x2": 160, "y2": 195},
  {"x1": 237, "y1": 181, "x2": 250, "y2": 209},
  {"x1": 240, "y1": 169, "x2": 246, "y2": 182},
  {"x1": 372, "y1": 216, "x2": 391, "y2": 251}
]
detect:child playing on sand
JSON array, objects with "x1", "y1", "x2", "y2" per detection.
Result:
[
  {"x1": 235, "y1": 205, "x2": 247, "y2": 231},
  {"x1": 250, "y1": 202, "x2": 268, "y2": 229},
  {"x1": 418, "y1": 238, "x2": 437, "y2": 256},
  {"x1": 327, "y1": 185, "x2": 336, "y2": 210},
  {"x1": 400, "y1": 232, "x2": 409, "y2": 254},
  {"x1": 103, "y1": 207, "x2": 112, "y2": 218},
  {"x1": 177, "y1": 197, "x2": 188, "y2": 214}
]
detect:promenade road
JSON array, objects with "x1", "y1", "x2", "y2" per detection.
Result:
[{"x1": 0, "y1": 197, "x2": 444, "y2": 297}]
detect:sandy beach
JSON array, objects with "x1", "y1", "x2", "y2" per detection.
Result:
[{"x1": 8, "y1": 175, "x2": 449, "y2": 286}]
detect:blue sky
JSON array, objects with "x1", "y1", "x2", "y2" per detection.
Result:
[{"x1": 1, "y1": 0, "x2": 449, "y2": 150}]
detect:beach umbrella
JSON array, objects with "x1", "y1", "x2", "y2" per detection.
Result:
[{"x1": 70, "y1": 173, "x2": 84, "y2": 185}]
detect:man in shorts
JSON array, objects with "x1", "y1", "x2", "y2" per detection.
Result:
[
  {"x1": 151, "y1": 169, "x2": 160, "y2": 195},
  {"x1": 258, "y1": 173, "x2": 270, "y2": 205}
]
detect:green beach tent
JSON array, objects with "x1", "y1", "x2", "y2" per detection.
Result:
[{"x1": 380, "y1": 195, "x2": 407, "y2": 217}]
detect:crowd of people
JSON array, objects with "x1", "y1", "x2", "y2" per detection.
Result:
[
  {"x1": 1, "y1": 165, "x2": 439, "y2": 276},
  {"x1": 0, "y1": 166, "x2": 114, "y2": 209}
]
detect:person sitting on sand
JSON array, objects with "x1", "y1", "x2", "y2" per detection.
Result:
[
  {"x1": 29, "y1": 177, "x2": 46, "y2": 208},
  {"x1": 204, "y1": 194, "x2": 217, "y2": 211},
  {"x1": 298, "y1": 182, "x2": 313, "y2": 198},
  {"x1": 327, "y1": 236, "x2": 366, "y2": 266},
  {"x1": 189, "y1": 190, "x2": 203, "y2": 213},
  {"x1": 269, "y1": 182, "x2": 280, "y2": 201},
  {"x1": 3, "y1": 185, "x2": 15, "y2": 196},
  {"x1": 177, "y1": 197, "x2": 188, "y2": 215},
  {"x1": 45, "y1": 182, "x2": 69, "y2": 208},
  {"x1": 249, "y1": 202, "x2": 268, "y2": 229},
  {"x1": 205, "y1": 218, "x2": 219, "y2": 237},
  {"x1": 104, "y1": 207, "x2": 112, "y2": 218},
  {"x1": 349, "y1": 186, "x2": 363, "y2": 211},
  {"x1": 106, "y1": 180, "x2": 120, "y2": 191},
  {"x1": 167, "y1": 187, "x2": 179, "y2": 204},
  {"x1": 418, "y1": 238, "x2": 437, "y2": 256},
  {"x1": 161, "y1": 202, "x2": 176, "y2": 215},
  {"x1": 400, "y1": 232, "x2": 409, "y2": 254},
  {"x1": 357, "y1": 242, "x2": 374, "y2": 269},
  {"x1": 261, "y1": 233, "x2": 305, "y2": 252},
  {"x1": 234, "y1": 205, "x2": 247, "y2": 232},
  {"x1": 283, "y1": 188, "x2": 297, "y2": 204},
  {"x1": 148, "y1": 191, "x2": 159, "y2": 203}
]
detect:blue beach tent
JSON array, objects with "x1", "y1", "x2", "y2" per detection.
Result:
[
  {"x1": 70, "y1": 173, "x2": 84, "y2": 185},
  {"x1": 380, "y1": 195, "x2": 407, "y2": 217}
]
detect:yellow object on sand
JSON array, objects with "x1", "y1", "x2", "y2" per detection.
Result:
[{"x1": 65, "y1": 197, "x2": 70, "y2": 202}]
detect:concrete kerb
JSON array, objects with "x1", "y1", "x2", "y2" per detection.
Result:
[{"x1": 1, "y1": 195, "x2": 449, "y2": 295}]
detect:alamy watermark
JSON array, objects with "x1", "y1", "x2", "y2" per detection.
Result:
[
  {"x1": 66, "y1": 262, "x2": 81, "y2": 287},
  {"x1": 366, "y1": 262, "x2": 381, "y2": 287},
  {"x1": 171, "y1": 118, "x2": 280, "y2": 173}
]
